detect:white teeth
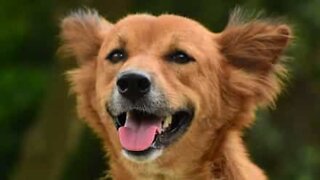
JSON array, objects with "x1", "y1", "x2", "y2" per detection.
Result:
[
  {"x1": 124, "y1": 112, "x2": 130, "y2": 122},
  {"x1": 162, "y1": 116, "x2": 172, "y2": 129}
]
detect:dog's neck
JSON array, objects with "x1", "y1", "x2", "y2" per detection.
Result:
[
  {"x1": 209, "y1": 131, "x2": 267, "y2": 180},
  {"x1": 107, "y1": 130, "x2": 266, "y2": 180}
]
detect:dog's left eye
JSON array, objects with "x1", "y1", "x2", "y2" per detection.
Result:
[{"x1": 166, "y1": 50, "x2": 195, "y2": 64}]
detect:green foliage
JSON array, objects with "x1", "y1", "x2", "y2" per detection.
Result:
[
  {"x1": 61, "y1": 127, "x2": 107, "y2": 180},
  {"x1": 0, "y1": 68, "x2": 48, "y2": 179},
  {"x1": 0, "y1": 0, "x2": 54, "y2": 178}
]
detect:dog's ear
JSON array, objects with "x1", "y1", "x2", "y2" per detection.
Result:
[
  {"x1": 59, "y1": 9, "x2": 112, "y2": 64},
  {"x1": 218, "y1": 9, "x2": 292, "y2": 106}
]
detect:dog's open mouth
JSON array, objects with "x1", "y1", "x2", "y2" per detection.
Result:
[{"x1": 114, "y1": 108, "x2": 193, "y2": 155}]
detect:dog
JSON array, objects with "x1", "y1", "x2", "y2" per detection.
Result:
[{"x1": 59, "y1": 8, "x2": 292, "y2": 179}]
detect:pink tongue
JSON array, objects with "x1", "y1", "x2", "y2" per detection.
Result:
[{"x1": 118, "y1": 116, "x2": 161, "y2": 151}]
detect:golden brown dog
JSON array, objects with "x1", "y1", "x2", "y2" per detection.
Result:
[{"x1": 59, "y1": 8, "x2": 292, "y2": 179}]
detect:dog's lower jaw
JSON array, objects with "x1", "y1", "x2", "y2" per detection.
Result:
[
  {"x1": 107, "y1": 131, "x2": 266, "y2": 180},
  {"x1": 121, "y1": 149, "x2": 163, "y2": 162}
]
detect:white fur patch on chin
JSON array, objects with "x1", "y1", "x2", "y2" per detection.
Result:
[{"x1": 122, "y1": 149, "x2": 163, "y2": 163}]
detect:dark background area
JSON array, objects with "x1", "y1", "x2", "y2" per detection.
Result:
[{"x1": 0, "y1": 0, "x2": 319, "y2": 179}]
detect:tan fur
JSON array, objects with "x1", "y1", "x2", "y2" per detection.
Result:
[{"x1": 59, "y1": 9, "x2": 292, "y2": 179}]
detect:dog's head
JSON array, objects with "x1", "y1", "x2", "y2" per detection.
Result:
[{"x1": 60, "y1": 9, "x2": 291, "y2": 164}]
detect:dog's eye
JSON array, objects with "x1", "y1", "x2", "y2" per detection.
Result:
[
  {"x1": 166, "y1": 50, "x2": 195, "y2": 64},
  {"x1": 106, "y1": 49, "x2": 127, "y2": 63}
]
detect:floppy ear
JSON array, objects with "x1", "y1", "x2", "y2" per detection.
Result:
[
  {"x1": 218, "y1": 10, "x2": 292, "y2": 106},
  {"x1": 59, "y1": 9, "x2": 113, "y2": 136},
  {"x1": 59, "y1": 9, "x2": 113, "y2": 64}
]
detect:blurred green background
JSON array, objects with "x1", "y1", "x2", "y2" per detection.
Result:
[{"x1": 0, "y1": 0, "x2": 319, "y2": 179}]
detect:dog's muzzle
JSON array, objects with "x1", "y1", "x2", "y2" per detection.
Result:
[{"x1": 107, "y1": 70, "x2": 194, "y2": 161}]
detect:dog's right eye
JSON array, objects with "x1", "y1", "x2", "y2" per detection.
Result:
[{"x1": 106, "y1": 49, "x2": 127, "y2": 63}]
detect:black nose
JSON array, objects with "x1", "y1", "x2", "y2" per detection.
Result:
[{"x1": 116, "y1": 71, "x2": 151, "y2": 101}]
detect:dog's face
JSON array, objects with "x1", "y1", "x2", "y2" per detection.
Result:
[
  {"x1": 97, "y1": 14, "x2": 224, "y2": 162},
  {"x1": 60, "y1": 10, "x2": 291, "y2": 164}
]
